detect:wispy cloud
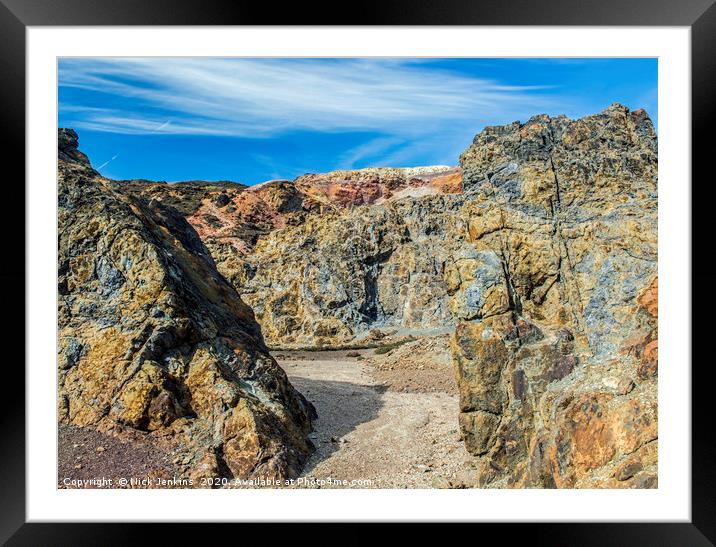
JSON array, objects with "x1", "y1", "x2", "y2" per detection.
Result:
[
  {"x1": 154, "y1": 120, "x2": 171, "y2": 131},
  {"x1": 96, "y1": 153, "x2": 119, "y2": 170},
  {"x1": 336, "y1": 137, "x2": 403, "y2": 169},
  {"x1": 58, "y1": 58, "x2": 558, "y2": 141}
]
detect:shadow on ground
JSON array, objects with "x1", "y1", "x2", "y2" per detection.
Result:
[{"x1": 288, "y1": 376, "x2": 387, "y2": 472}]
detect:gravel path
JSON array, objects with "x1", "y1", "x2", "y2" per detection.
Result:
[
  {"x1": 278, "y1": 348, "x2": 477, "y2": 488},
  {"x1": 58, "y1": 341, "x2": 477, "y2": 489}
]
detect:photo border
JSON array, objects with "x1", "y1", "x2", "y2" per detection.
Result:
[{"x1": 2, "y1": 0, "x2": 714, "y2": 543}]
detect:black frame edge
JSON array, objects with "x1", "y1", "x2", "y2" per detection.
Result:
[
  {"x1": 0, "y1": 0, "x2": 26, "y2": 545},
  {"x1": 692, "y1": 1, "x2": 716, "y2": 543},
  {"x1": 2, "y1": 523, "x2": 716, "y2": 546},
  {"x1": 1, "y1": 0, "x2": 715, "y2": 26}
]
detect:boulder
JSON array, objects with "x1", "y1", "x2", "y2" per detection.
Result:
[{"x1": 57, "y1": 129, "x2": 316, "y2": 482}]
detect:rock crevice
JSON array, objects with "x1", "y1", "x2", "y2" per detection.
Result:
[{"x1": 450, "y1": 104, "x2": 658, "y2": 487}]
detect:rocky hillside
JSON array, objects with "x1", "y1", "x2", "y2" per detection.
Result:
[
  {"x1": 293, "y1": 166, "x2": 462, "y2": 209},
  {"x1": 57, "y1": 129, "x2": 315, "y2": 482},
  {"x1": 115, "y1": 164, "x2": 465, "y2": 348},
  {"x1": 449, "y1": 104, "x2": 658, "y2": 487},
  {"x1": 62, "y1": 103, "x2": 658, "y2": 488}
]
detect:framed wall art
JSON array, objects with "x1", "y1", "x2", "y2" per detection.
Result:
[{"x1": 2, "y1": 0, "x2": 713, "y2": 543}]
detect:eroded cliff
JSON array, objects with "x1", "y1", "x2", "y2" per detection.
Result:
[
  {"x1": 448, "y1": 104, "x2": 658, "y2": 487},
  {"x1": 63, "y1": 102, "x2": 658, "y2": 488},
  {"x1": 57, "y1": 129, "x2": 316, "y2": 482},
  {"x1": 119, "y1": 165, "x2": 465, "y2": 348}
]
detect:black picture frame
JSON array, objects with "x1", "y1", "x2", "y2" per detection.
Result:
[{"x1": 1, "y1": 1, "x2": 713, "y2": 544}]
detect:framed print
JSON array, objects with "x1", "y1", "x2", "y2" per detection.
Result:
[{"x1": 2, "y1": 0, "x2": 714, "y2": 543}]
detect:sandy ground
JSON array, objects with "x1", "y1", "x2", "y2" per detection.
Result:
[
  {"x1": 364, "y1": 334, "x2": 457, "y2": 394},
  {"x1": 278, "y1": 342, "x2": 478, "y2": 489},
  {"x1": 58, "y1": 336, "x2": 477, "y2": 489}
]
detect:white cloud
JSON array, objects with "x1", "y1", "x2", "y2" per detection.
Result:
[
  {"x1": 58, "y1": 58, "x2": 558, "y2": 138},
  {"x1": 96, "y1": 153, "x2": 119, "y2": 170}
]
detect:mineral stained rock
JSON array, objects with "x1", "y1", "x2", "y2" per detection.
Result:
[
  {"x1": 61, "y1": 102, "x2": 658, "y2": 489},
  {"x1": 293, "y1": 165, "x2": 462, "y2": 209},
  {"x1": 449, "y1": 104, "x2": 658, "y2": 487},
  {"x1": 120, "y1": 165, "x2": 465, "y2": 348},
  {"x1": 239, "y1": 193, "x2": 466, "y2": 347},
  {"x1": 57, "y1": 129, "x2": 315, "y2": 482}
]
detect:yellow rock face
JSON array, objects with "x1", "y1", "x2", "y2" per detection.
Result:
[
  {"x1": 450, "y1": 104, "x2": 658, "y2": 488},
  {"x1": 229, "y1": 193, "x2": 466, "y2": 348},
  {"x1": 57, "y1": 129, "x2": 315, "y2": 482},
  {"x1": 59, "y1": 102, "x2": 659, "y2": 489}
]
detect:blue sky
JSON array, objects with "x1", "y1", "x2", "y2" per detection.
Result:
[{"x1": 58, "y1": 58, "x2": 657, "y2": 185}]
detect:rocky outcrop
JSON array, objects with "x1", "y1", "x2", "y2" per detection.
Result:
[
  {"x1": 63, "y1": 102, "x2": 658, "y2": 489},
  {"x1": 186, "y1": 180, "x2": 314, "y2": 255},
  {"x1": 146, "y1": 165, "x2": 464, "y2": 349},
  {"x1": 294, "y1": 166, "x2": 462, "y2": 209},
  {"x1": 239, "y1": 193, "x2": 465, "y2": 348},
  {"x1": 447, "y1": 104, "x2": 658, "y2": 487},
  {"x1": 112, "y1": 178, "x2": 248, "y2": 217},
  {"x1": 57, "y1": 129, "x2": 315, "y2": 482}
]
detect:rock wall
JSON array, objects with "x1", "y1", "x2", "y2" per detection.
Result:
[
  {"x1": 70, "y1": 102, "x2": 659, "y2": 488},
  {"x1": 239, "y1": 193, "x2": 465, "y2": 347},
  {"x1": 57, "y1": 129, "x2": 315, "y2": 482},
  {"x1": 448, "y1": 104, "x2": 658, "y2": 487},
  {"x1": 126, "y1": 165, "x2": 464, "y2": 349}
]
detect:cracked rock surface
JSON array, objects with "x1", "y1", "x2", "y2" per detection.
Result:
[
  {"x1": 58, "y1": 129, "x2": 316, "y2": 483},
  {"x1": 58, "y1": 102, "x2": 658, "y2": 488},
  {"x1": 449, "y1": 104, "x2": 658, "y2": 487}
]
